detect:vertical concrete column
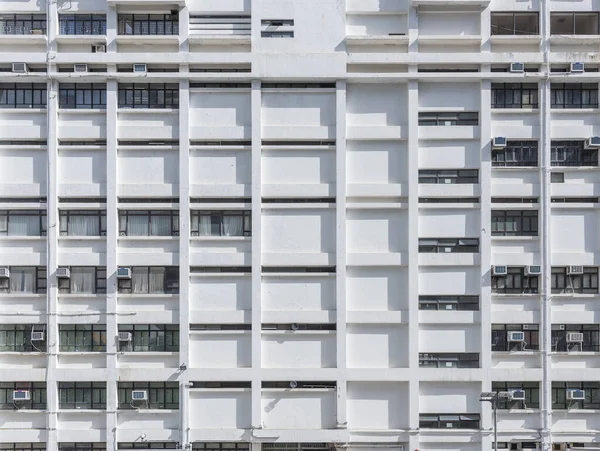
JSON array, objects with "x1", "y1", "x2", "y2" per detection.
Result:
[
  {"x1": 335, "y1": 80, "x2": 347, "y2": 429},
  {"x1": 105, "y1": 79, "x2": 119, "y2": 451},
  {"x1": 250, "y1": 79, "x2": 263, "y2": 428},
  {"x1": 106, "y1": 7, "x2": 118, "y2": 53},
  {"x1": 178, "y1": 77, "x2": 191, "y2": 448}
]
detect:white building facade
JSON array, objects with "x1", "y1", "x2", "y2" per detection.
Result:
[{"x1": 0, "y1": 0, "x2": 599, "y2": 450}]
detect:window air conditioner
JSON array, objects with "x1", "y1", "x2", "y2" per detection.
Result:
[
  {"x1": 133, "y1": 64, "x2": 147, "y2": 73},
  {"x1": 492, "y1": 265, "x2": 508, "y2": 276},
  {"x1": 74, "y1": 64, "x2": 88, "y2": 73},
  {"x1": 525, "y1": 265, "x2": 542, "y2": 276},
  {"x1": 570, "y1": 62, "x2": 585, "y2": 73},
  {"x1": 510, "y1": 389, "x2": 526, "y2": 401},
  {"x1": 118, "y1": 332, "x2": 132, "y2": 342},
  {"x1": 0, "y1": 268, "x2": 9, "y2": 278},
  {"x1": 509, "y1": 62, "x2": 524, "y2": 73},
  {"x1": 567, "y1": 266, "x2": 584, "y2": 275},
  {"x1": 492, "y1": 137, "x2": 507, "y2": 149},
  {"x1": 117, "y1": 267, "x2": 131, "y2": 279},
  {"x1": 131, "y1": 390, "x2": 148, "y2": 401},
  {"x1": 566, "y1": 389, "x2": 585, "y2": 400},
  {"x1": 56, "y1": 267, "x2": 70, "y2": 278},
  {"x1": 31, "y1": 331, "x2": 44, "y2": 341},
  {"x1": 91, "y1": 45, "x2": 106, "y2": 53},
  {"x1": 566, "y1": 332, "x2": 584, "y2": 343},
  {"x1": 12, "y1": 390, "x2": 30, "y2": 401},
  {"x1": 585, "y1": 137, "x2": 600, "y2": 150},
  {"x1": 12, "y1": 63, "x2": 28, "y2": 74},
  {"x1": 508, "y1": 331, "x2": 525, "y2": 342}
]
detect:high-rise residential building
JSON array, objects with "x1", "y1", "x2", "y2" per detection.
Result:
[{"x1": 0, "y1": 0, "x2": 598, "y2": 451}]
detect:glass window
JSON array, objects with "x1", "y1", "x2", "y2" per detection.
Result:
[
  {"x1": 0, "y1": 84, "x2": 47, "y2": 108},
  {"x1": 418, "y1": 296, "x2": 479, "y2": 311},
  {"x1": 492, "y1": 382, "x2": 540, "y2": 409},
  {"x1": 492, "y1": 83, "x2": 539, "y2": 109},
  {"x1": 59, "y1": 324, "x2": 106, "y2": 352},
  {"x1": 551, "y1": 84, "x2": 599, "y2": 109},
  {"x1": 491, "y1": 12, "x2": 539, "y2": 35},
  {"x1": 118, "y1": 14, "x2": 179, "y2": 36},
  {"x1": 58, "y1": 267, "x2": 106, "y2": 294},
  {"x1": 59, "y1": 211, "x2": 106, "y2": 236},
  {"x1": 0, "y1": 15, "x2": 47, "y2": 35},
  {"x1": 492, "y1": 267, "x2": 538, "y2": 294},
  {"x1": 118, "y1": 84, "x2": 179, "y2": 109},
  {"x1": 117, "y1": 267, "x2": 179, "y2": 294},
  {"x1": 118, "y1": 324, "x2": 179, "y2": 352},
  {"x1": 418, "y1": 112, "x2": 479, "y2": 126},
  {"x1": 552, "y1": 382, "x2": 600, "y2": 409},
  {"x1": 59, "y1": 84, "x2": 106, "y2": 109},
  {"x1": 551, "y1": 140, "x2": 598, "y2": 167},
  {"x1": 117, "y1": 382, "x2": 179, "y2": 409},
  {"x1": 492, "y1": 141, "x2": 538, "y2": 167},
  {"x1": 492, "y1": 324, "x2": 540, "y2": 351},
  {"x1": 551, "y1": 12, "x2": 600, "y2": 35},
  {"x1": 0, "y1": 382, "x2": 46, "y2": 410},
  {"x1": 491, "y1": 210, "x2": 538, "y2": 236},
  {"x1": 0, "y1": 210, "x2": 46, "y2": 236},
  {"x1": 418, "y1": 238, "x2": 479, "y2": 253},
  {"x1": 59, "y1": 382, "x2": 106, "y2": 410},
  {"x1": 0, "y1": 325, "x2": 46, "y2": 352},
  {"x1": 59, "y1": 14, "x2": 106, "y2": 35},
  {"x1": 191, "y1": 211, "x2": 251, "y2": 237},
  {"x1": 119, "y1": 211, "x2": 179, "y2": 236},
  {"x1": 0, "y1": 267, "x2": 46, "y2": 294}
]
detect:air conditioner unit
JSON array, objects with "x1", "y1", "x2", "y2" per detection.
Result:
[
  {"x1": 525, "y1": 265, "x2": 542, "y2": 276},
  {"x1": 566, "y1": 389, "x2": 585, "y2": 400},
  {"x1": 91, "y1": 44, "x2": 106, "y2": 53},
  {"x1": 74, "y1": 64, "x2": 88, "y2": 73},
  {"x1": 570, "y1": 62, "x2": 585, "y2": 73},
  {"x1": 509, "y1": 62, "x2": 525, "y2": 73},
  {"x1": 56, "y1": 267, "x2": 70, "y2": 278},
  {"x1": 567, "y1": 332, "x2": 584, "y2": 343},
  {"x1": 567, "y1": 266, "x2": 584, "y2": 275},
  {"x1": 585, "y1": 137, "x2": 600, "y2": 149},
  {"x1": 117, "y1": 267, "x2": 131, "y2": 279},
  {"x1": 118, "y1": 332, "x2": 132, "y2": 342},
  {"x1": 0, "y1": 268, "x2": 9, "y2": 278},
  {"x1": 133, "y1": 64, "x2": 147, "y2": 73},
  {"x1": 510, "y1": 389, "x2": 526, "y2": 401},
  {"x1": 12, "y1": 390, "x2": 30, "y2": 401},
  {"x1": 31, "y1": 331, "x2": 44, "y2": 341},
  {"x1": 492, "y1": 137, "x2": 507, "y2": 149},
  {"x1": 492, "y1": 265, "x2": 508, "y2": 276},
  {"x1": 12, "y1": 62, "x2": 28, "y2": 74},
  {"x1": 508, "y1": 331, "x2": 525, "y2": 342},
  {"x1": 131, "y1": 390, "x2": 148, "y2": 401}
]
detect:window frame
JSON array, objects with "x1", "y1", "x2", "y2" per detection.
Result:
[
  {"x1": 0, "y1": 14, "x2": 47, "y2": 35},
  {"x1": 550, "y1": 12, "x2": 600, "y2": 35},
  {"x1": 57, "y1": 266, "x2": 106, "y2": 294},
  {"x1": 117, "y1": 381, "x2": 179, "y2": 409},
  {"x1": 59, "y1": 324, "x2": 107, "y2": 352},
  {"x1": 0, "y1": 382, "x2": 46, "y2": 410},
  {"x1": 118, "y1": 83, "x2": 179, "y2": 109},
  {"x1": 551, "y1": 140, "x2": 598, "y2": 167},
  {"x1": 190, "y1": 210, "x2": 251, "y2": 237},
  {"x1": 551, "y1": 267, "x2": 599, "y2": 294},
  {"x1": 0, "y1": 444, "x2": 46, "y2": 451},
  {"x1": 491, "y1": 12, "x2": 539, "y2": 36},
  {"x1": 117, "y1": 266, "x2": 180, "y2": 294},
  {"x1": 59, "y1": 14, "x2": 106, "y2": 35},
  {"x1": 492, "y1": 267, "x2": 539, "y2": 294},
  {"x1": 492, "y1": 83, "x2": 539, "y2": 108},
  {"x1": 419, "y1": 353, "x2": 479, "y2": 368},
  {"x1": 492, "y1": 381, "x2": 540, "y2": 409},
  {"x1": 58, "y1": 445, "x2": 105, "y2": 451},
  {"x1": 492, "y1": 141, "x2": 538, "y2": 167},
  {"x1": 551, "y1": 83, "x2": 599, "y2": 109},
  {"x1": 118, "y1": 324, "x2": 179, "y2": 352},
  {"x1": 58, "y1": 83, "x2": 106, "y2": 110},
  {"x1": 118, "y1": 210, "x2": 179, "y2": 237},
  {"x1": 492, "y1": 324, "x2": 540, "y2": 351},
  {"x1": 117, "y1": 14, "x2": 179, "y2": 36},
  {"x1": 418, "y1": 112, "x2": 479, "y2": 126},
  {"x1": 551, "y1": 324, "x2": 600, "y2": 352},
  {"x1": 418, "y1": 238, "x2": 480, "y2": 253},
  {"x1": 0, "y1": 83, "x2": 47, "y2": 109},
  {"x1": 552, "y1": 382, "x2": 600, "y2": 409},
  {"x1": 418, "y1": 296, "x2": 479, "y2": 311},
  {"x1": 491, "y1": 210, "x2": 539, "y2": 237},
  {"x1": 58, "y1": 382, "x2": 106, "y2": 410},
  {"x1": 0, "y1": 267, "x2": 47, "y2": 294},
  {"x1": 419, "y1": 413, "x2": 480, "y2": 429},
  {"x1": 418, "y1": 169, "x2": 479, "y2": 184},
  {"x1": 0, "y1": 210, "x2": 47, "y2": 236},
  {"x1": 59, "y1": 210, "x2": 107, "y2": 236}
]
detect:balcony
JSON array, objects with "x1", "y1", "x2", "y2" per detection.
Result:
[{"x1": 0, "y1": 23, "x2": 47, "y2": 44}]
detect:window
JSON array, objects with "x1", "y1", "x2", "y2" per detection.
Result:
[
  {"x1": 119, "y1": 210, "x2": 179, "y2": 236},
  {"x1": 551, "y1": 172, "x2": 565, "y2": 183},
  {"x1": 59, "y1": 84, "x2": 106, "y2": 110},
  {"x1": 261, "y1": 19, "x2": 294, "y2": 38},
  {"x1": 117, "y1": 267, "x2": 179, "y2": 294},
  {"x1": 492, "y1": 83, "x2": 538, "y2": 108},
  {"x1": 59, "y1": 445, "x2": 105, "y2": 451},
  {"x1": 551, "y1": 12, "x2": 599, "y2": 35},
  {"x1": 552, "y1": 324, "x2": 600, "y2": 352},
  {"x1": 59, "y1": 211, "x2": 106, "y2": 236},
  {"x1": 419, "y1": 353, "x2": 479, "y2": 368},
  {"x1": 418, "y1": 296, "x2": 479, "y2": 311},
  {"x1": 492, "y1": 141, "x2": 538, "y2": 167},
  {"x1": 492, "y1": 382, "x2": 540, "y2": 409},
  {"x1": 59, "y1": 324, "x2": 106, "y2": 352},
  {"x1": 492, "y1": 324, "x2": 540, "y2": 351},
  {"x1": 59, "y1": 382, "x2": 106, "y2": 410},
  {"x1": 118, "y1": 84, "x2": 179, "y2": 109},
  {"x1": 58, "y1": 267, "x2": 106, "y2": 294},
  {"x1": 191, "y1": 211, "x2": 251, "y2": 237},
  {"x1": 491, "y1": 210, "x2": 538, "y2": 237},
  {"x1": 551, "y1": 141, "x2": 598, "y2": 167},
  {"x1": 418, "y1": 112, "x2": 479, "y2": 126},
  {"x1": 0, "y1": 14, "x2": 46, "y2": 35},
  {"x1": 0, "y1": 445, "x2": 46, "y2": 451},
  {"x1": 552, "y1": 382, "x2": 600, "y2": 409},
  {"x1": 118, "y1": 382, "x2": 179, "y2": 409},
  {"x1": 0, "y1": 382, "x2": 46, "y2": 410},
  {"x1": 118, "y1": 14, "x2": 178, "y2": 35},
  {"x1": 552, "y1": 267, "x2": 598, "y2": 294},
  {"x1": 59, "y1": 14, "x2": 106, "y2": 35},
  {"x1": 119, "y1": 444, "x2": 178, "y2": 450},
  {"x1": 418, "y1": 169, "x2": 478, "y2": 184},
  {"x1": 0, "y1": 325, "x2": 46, "y2": 352},
  {"x1": 0, "y1": 210, "x2": 46, "y2": 236},
  {"x1": 492, "y1": 267, "x2": 538, "y2": 294},
  {"x1": 419, "y1": 414, "x2": 480, "y2": 429},
  {"x1": 0, "y1": 267, "x2": 47, "y2": 294},
  {"x1": 0, "y1": 84, "x2": 47, "y2": 109},
  {"x1": 551, "y1": 84, "x2": 598, "y2": 109},
  {"x1": 491, "y1": 12, "x2": 539, "y2": 35},
  {"x1": 261, "y1": 445, "x2": 327, "y2": 451},
  {"x1": 418, "y1": 238, "x2": 479, "y2": 253},
  {"x1": 118, "y1": 325, "x2": 179, "y2": 352}
]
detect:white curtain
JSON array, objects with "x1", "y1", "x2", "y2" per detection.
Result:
[
  {"x1": 10, "y1": 268, "x2": 35, "y2": 292},
  {"x1": 8, "y1": 215, "x2": 40, "y2": 236},
  {"x1": 132, "y1": 268, "x2": 149, "y2": 293},
  {"x1": 127, "y1": 215, "x2": 148, "y2": 236},
  {"x1": 223, "y1": 215, "x2": 243, "y2": 236},
  {"x1": 149, "y1": 267, "x2": 165, "y2": 293},
  {"x1": 70, "y1": 267, "x2": 94, "y2": 294},
  {"x1": 69, "y1": 215, "x2": 99, "y2": 236},
  {"x1": 150, "y1": 215, "x2": 171, "y2": 236},
  {"x1": 198, "y1": 216, "x2": 213, "y2": 236}
]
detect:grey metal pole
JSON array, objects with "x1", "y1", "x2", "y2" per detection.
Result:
[{"x1": 493, "y1": 400, "x2": 498, "y2": 451}]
